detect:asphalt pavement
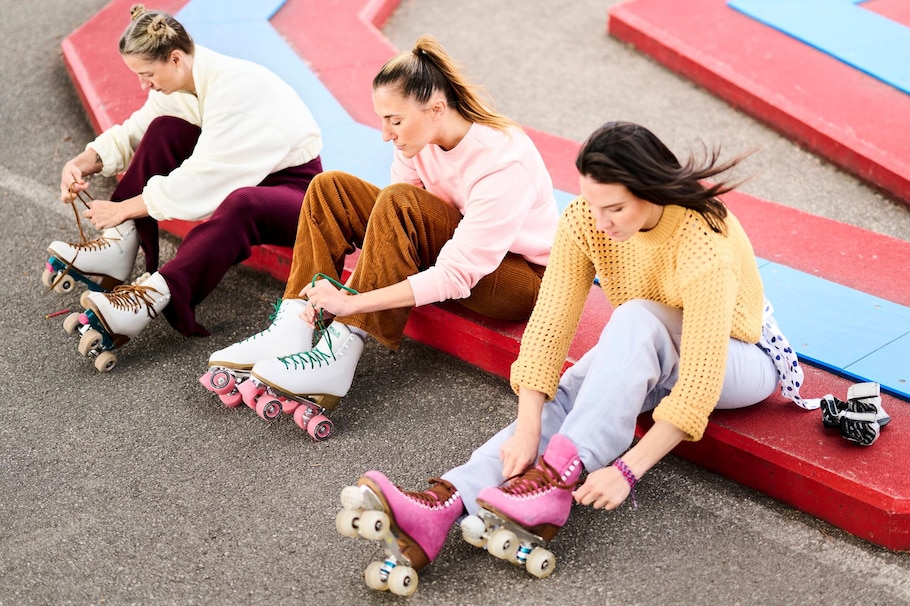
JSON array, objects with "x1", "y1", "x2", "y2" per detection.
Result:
[{"x1": 2, "y1": 1, "x2": 909, "y2": 605}]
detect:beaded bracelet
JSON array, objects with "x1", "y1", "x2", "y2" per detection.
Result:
[{"x1": 612, "y1": 459, "x2": 639, "y2": 509}]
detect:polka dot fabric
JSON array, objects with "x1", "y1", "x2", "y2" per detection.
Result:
[
  {"x1": 511, "y1": 198, "x2": 786, "y2": 441},
  {"x1": 759, "y1": 300, "x2": 810, "y2": 408}
]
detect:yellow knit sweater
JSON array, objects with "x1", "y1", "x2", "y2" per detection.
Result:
[{"x1": 510, "y1": 198, "x2": 765, "y2": 441}]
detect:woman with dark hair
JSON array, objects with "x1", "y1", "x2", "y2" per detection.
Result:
[
  {"x1": 48, "y1": 5, "x2": 323, "y2": 360},
  {"x1": 333, "y1": 121, "x2": 807, "y2": 595},
  {"x1": 203, "y1": 35, "x2": 558, "y2": 418}
]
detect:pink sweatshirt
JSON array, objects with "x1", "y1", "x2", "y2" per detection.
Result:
[{"x1": 392, "y1": 123, "x2": 559, "y2": 307}]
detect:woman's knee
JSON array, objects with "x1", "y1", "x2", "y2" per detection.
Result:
[
  {"x1": 211, "y1": 187, "x2": 258, "y2": 219},
  {"x1": 374, "y1": 182, "x2": 422, "y2": 212}
]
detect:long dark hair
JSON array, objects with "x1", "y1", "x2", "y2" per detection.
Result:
[
  {"x1": 373, "y1": 35, "x2": 517, "y2": 132},
  {"x1": 576, "y1": 121, "x2": 748, "y2": 235}
]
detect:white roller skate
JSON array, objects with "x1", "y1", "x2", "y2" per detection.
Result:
[
  {"x1": 200, "y1": 298, "x2": 313, "y2": 409},
  {"x1": 65, "y1": 272, "x2": 170, "y2": 372},
  {"x1": 44, "y1": 220, "x2": 139, "y2": 295},
  {"x1": 240, "y1": 322, "x2": 364, "y2": 440}
]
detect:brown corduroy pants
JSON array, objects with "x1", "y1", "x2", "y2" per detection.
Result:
[{"x1": 282, "y1": 171, "x2": 546, "y2": 349}]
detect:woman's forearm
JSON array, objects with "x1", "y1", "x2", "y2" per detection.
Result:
[{"x1": 617, "y1": 419, "x2": 686, "y2": 478}]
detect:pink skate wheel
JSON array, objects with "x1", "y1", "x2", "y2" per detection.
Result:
[
  {"x1": 219, "y1": 390, "x2": 243, "y2": 408},
  {"x1": 237, "y1": 380, "x2": 262, "y2": 408},
  {"x1": 199, "y1": 369, "x2": 234, "y2": 394},
  {"x1": 255, "y1": 395, "x2": 283, "y2": 421},
  {"x1": 292, "y1": 405, "x2": 309, "y2": 430},
  {"x1": 307, "y1": 414, "x2": 333, "y2": 441},
  {"x1": 281, "y1": 399, "x2": 300, "y2": 414}
]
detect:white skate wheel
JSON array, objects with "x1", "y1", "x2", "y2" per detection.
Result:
[
  {"x1": 460, "y1": 515, "x2": 486, "y2": 547},
  {"x1": 526, "y1": 547, "x2": 556, "y2": 579},
  {"x1": 339, "y1": 485, "x2": 364, "y2": 510}
]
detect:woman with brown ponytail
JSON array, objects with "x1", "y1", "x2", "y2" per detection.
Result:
[
  {"x1": 50, "y1": 5, "x2": 323, "y2": 345},
  {"x1": 205, "y1": 35, "x2": 559, "y2": 410}
]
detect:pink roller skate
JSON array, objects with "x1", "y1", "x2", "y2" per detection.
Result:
[
  {"x1": 460, "y1": 434, "x2": 583, "y2": 579},
  {"x1": 335, "y1": 471, "x2": 463, "y2": 597}
]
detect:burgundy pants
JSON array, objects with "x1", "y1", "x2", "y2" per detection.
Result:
[{"x1": 112, "y1": 116, "x2": 322, "y2": 336}]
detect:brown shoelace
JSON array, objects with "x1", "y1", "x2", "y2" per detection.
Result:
[
  {"x1": 102, "y1": 283, "x2": 164, "y2": 319},
  {"x1": 501, "y1": 457, "x2": 575, "y2": 495}
]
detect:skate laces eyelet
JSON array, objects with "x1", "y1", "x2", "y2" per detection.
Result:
[
  {"x1": 502, "y1": 458, "x2": 576, "y2": 497},
  {"x1": 105, "y1": 282, "x2": 163, "y2": 318},
  {"x1": 401, "y1": 478, "x2": 458, "y2": 509},
  {"x1": 278, "y1": 346, "x2": 334, "y2": 370}
]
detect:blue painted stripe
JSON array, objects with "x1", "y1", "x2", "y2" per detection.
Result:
[
  {"x1": 759, "y1": 260, "x2": 910, "y2": 398},
  {"x1": 728, "y1": 0, "x2": 910, "y2": 95}
]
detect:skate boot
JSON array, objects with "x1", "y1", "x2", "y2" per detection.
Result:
[
  {"x1": 200, "y1": 298, "x2": 314, "y2": 409},
  {"x1": 243, "y1": 322, "x2": 364, "y2": 439},
  {"x1": 820, "y1": 382, "x2": 888, "y2": 446},
  {"x1": 44, "y1": 220, "x2": 139, "y2": 294},
  {"x1": 335, "y1": 471, "x2": 463, "y2": 597},
  {"x1": 846, "y1": 382, "x2": 890, "y2": 426},
  {"x1": 462, "y1": 433, "x2": 583, "y2": 579},
  {"x1": 69, "y1": 272, "x2": 170, "y2": 372}
]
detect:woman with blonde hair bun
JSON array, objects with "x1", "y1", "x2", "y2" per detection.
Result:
[
  {"x1": 205, "y1": 35, "x2": 559, "y2": 421},
  {"x1": 48, "y1": 4, "x2": 323, "y2": 354}
]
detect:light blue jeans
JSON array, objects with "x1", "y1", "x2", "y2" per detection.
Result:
[{"x1": 443, "y1": 299, "x2": 779, "y2": 514}]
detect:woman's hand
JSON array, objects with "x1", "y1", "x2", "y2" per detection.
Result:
[
  {"x1": 572, "y1": 465, "x2": 631, "y2": 510},
  {"x1": 499, "y1": 429, "x2": 540, "y2": 479},
  {"x1": 60, "y1": 148, "x2": 102, "y2": 202},
  {"x1": 83, "y1": 199, "x2": 127, "y2": 230},
  {"x1": 301, "y1": 279, "x2": 356, "y2": 327},
  {"x1": 60, "y1": 161, "x2": 88, "y2": 202}
]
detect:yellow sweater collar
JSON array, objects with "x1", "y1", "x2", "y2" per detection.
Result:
[{"x1": 633, "y1": 204, "x2": 686, "y2": 246}]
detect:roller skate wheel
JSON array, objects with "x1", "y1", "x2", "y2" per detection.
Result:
[
  {"x1": 79, "y1": 289, "x2": 93, "y2": 309},
  {"x1": 205, "y1": 369, "x2": 235, "y2": 395},
  {"x1": 63, "y1": 313, "x2": 83, "y2": 335},
  {"x1": 334, "y1": 508, "x2": 361, "y2": 538},
  {"x1": 460, "y1": 515, "x2": 487, "y2": 547},
  {"x1": 363, "y1": 561, "x2": 389, "y2": 592},
  {"x1": 339, "y1": 485, "x2": 365, "y2": 510},
  {"x1": 40, "y1": 268, "x2": 55, "y2": 288},
  {"x1": 358, "y1": 510, "x2": 390, "y2": 541},
  {"x1": 237, "y1": 380, "x2": 262, "y2": 407},
  {"x1": 281, "y1": 399, "x2": 300, "y2": 414},
  {"x1": 487, "y1": 528, "x2": 518, "y2": 561},
  {"x1": 78, "y1": 329, "x2": 103, "y2": 356},
  {"x1": 53, "y1": 274, "x2": 76, "y2": 295},
  {"x1": 307, "y1": 414, "x2": 333, "y2": 441},
  {"x1": 94, "y1": 351, "x2": 117, "y2": 373},
  {"x1": 387, "y1": 565, "x2": 418, "y2": 597},
  {"x1": 219, "y1": 390, "x2": 243, "y2": 408},
  {"x1": 255, "y1": 395, "x2": 283, "y2": 421},
  {"x1": 525, "y1": 547, "x2": 555, "y2": 579}
]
